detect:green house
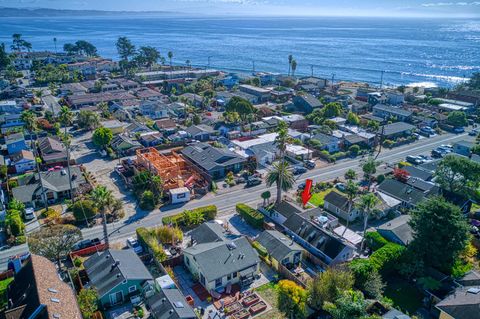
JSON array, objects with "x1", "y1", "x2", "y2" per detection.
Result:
[{"x1": 84, "y1": 249, "x2": 153, "y2": 308}]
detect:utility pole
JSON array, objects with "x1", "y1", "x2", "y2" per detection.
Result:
[
  {"x1": 380, "y1": 70, "x2": 385, "y2": 89},
  {"x1": 331, "y1": 73, "x2": 335, "y2": 87},
  {"x1": 252, "y1": 60, "x2": 255, "y2": 75},
  {"x1": 311, "y1": 65, "x2": 314, "y2": 77}
]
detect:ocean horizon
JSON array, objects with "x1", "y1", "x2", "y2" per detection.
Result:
[{"x1": 1, "y1": 15, "x2": 479, "y2": 87}]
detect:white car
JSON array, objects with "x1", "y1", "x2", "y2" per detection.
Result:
[
  {"x1": 24, "y1": 208, "x2": 35, "y2": 220},
  {"x1": 127, "y1": 237, "x2": 143, "y2": 254}
]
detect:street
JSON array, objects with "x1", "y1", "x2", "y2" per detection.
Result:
[{"x1": 0, "y1": 131, "x2": 472, "y2": 270}]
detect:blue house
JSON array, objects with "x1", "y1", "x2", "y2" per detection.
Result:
[{"x1": 6, "y1": 133, "x2": 28, "y2": 155}]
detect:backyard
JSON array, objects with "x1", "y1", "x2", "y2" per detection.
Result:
[
  {"x1": 255, "y1": 282, "x2": 286, "y2": 319},
  {"x1": 0, "y1": 277, "x2": 13, "y2": 309},
  {"x1": 384, "y1": 277, "x2": 423, "y2": 315},
  {"x1": 308, "y1": 188, "x2": 333, "y2": 207}
]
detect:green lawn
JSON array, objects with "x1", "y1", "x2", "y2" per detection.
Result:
[
  {"x1": 255, "y1": 282, "x2": 286, "y2": 319},
  {"x1": 309, "y1": 189, "x2": 333, "y2": 207},
  {"x1": 0, "y1": 277, "x2": 14, "y2": 310},
  {"x1": 384, "y1": 278, "x2": 423, "y2": 315}
]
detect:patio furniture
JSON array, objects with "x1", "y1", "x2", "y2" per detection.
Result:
[
  {"x1": 210, "y1": 289, "x2": 222, "y2": 300},
  {"x1": 249, "y1": 301, "x2": 267, "y2": 315}
]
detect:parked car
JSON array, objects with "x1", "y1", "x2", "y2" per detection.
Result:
[
  {"x1": 72, "y1": 238, "x2": 101, "y2": 251},
  {"x1": 453, "y1": 127, "x2": 465, "y2": 133},
  {"x1": 304, "y1": 160, "x2": 316, "y2": 169},
  {"x1": 24, "y1": 207, "x2": 35, "y2": 220},
  {"x1": 469, "y1": 129, "x2": 479, "y2": 136},
  {"x1": 246, "y1": 177, "x2": 262, "y2": 187},
  {"x1": 127, "y1": 237, "x2": 143, "y2": 254},
  {"x1": 406, "y1": 155, "x2": 423, "y2": 165},
  {"x1": 298, "y1": 181, "x2": 306, "y2": 190},
  {"x1": 335, "y1": 183, "x2": 346, "y2": 192},
  {"x1": 293, "y1": 166, "x2": 307, "y2": 175},
  {"x1": 431, "y1": 149, "x2": 443, "y2": 158}
]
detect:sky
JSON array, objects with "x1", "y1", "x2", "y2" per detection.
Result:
[{"x1": 1, "y1": 0, "x2": 480, "y2": 17}]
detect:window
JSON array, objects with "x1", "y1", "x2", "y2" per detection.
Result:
[
  {"x1": 233, "y1": 272, "x2": 238, "y2": 278},
  {"x1": 185, "y1": 257, "x2": 190, "y2": 266},
  {"x1": 177, "y1": 193, "x2": 186, "y2": 199},
  {"x1": 128, "y1": 285, "x2": 137, "y2": 293},
  {"x1": 215, "y1": 278, "x2": 222, "y2": 288},
  {"x1": 227, "y1": 274, "x2": 231, "y2": 281}
]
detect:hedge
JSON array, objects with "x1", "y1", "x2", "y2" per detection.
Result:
[
  {"x1": 162, "y1": 205, "x2": 217, "y2": 226},
  {"x1": 370, "y1": 243, "x2": 405, "y2": 274},
  {"x1": 364, "y1": 231, "x2": 389, "y2": 251},
  {"x1": 136, "y1": 227, "x2": 167, "y2": 263},
  {"x1": 252, "y1": 241, "x2": 268, "y2": 258},
  {"x1": 236, "y1": 203, "x2": 264, "y2": 229}
]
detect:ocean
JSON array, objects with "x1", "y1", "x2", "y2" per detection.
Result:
[{"x1": 0, "y1": 15, "x2": 479, "y2": 87}]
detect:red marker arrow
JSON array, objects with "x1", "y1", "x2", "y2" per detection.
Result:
[{"x1": 301, "y1": 179, "x2": 313, "y2": 206}]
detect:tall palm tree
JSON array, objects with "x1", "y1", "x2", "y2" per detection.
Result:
[
  {"x1": 21, "y1": 110, "x2": 48, "y2": 208},
  {"x1": 168, "y1": 51, "x2": 173, "y2": 68},
  {"x1": 53, "y1": 37, "x2": 57, "y2": 53},
  {"x1": 274, "y1": 120, "x2": 290, "y2": 160},
  {"x1": 357, "y1": 192, "x2": 380, "y2": 251},
  {"x1": 362, "y1": 157, "x2": 378, "y2": 191},
  {"x1": 58, "y1": 106, "x2": 75, "y2": 202},
  {"x1": 288, "y1": 54, "x2": 293, "y2": 76},
  {"x1": 342, "y1": 181, "x2": 359, "y2": 236},
  {"x1": 266, "y1": 161, "x2": 295, "y2": 205},
  {"x1": 90, "y1": 185, "x2": 114, "y2": 247},
  {"x1": 291, "y1": 59, "x2": 297, "y2": 77}
]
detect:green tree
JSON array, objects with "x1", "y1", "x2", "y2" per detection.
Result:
[
  {"x1": 8, "y1": 198, "x2": 25, "y2": 214},
  {"x1": 77, "y1": 288, "x2": 98, "y2": 319},
  {"x1": 77, "y1": 110, "x2": 100, "y2": 130},
  {"x1": 140, "y1": 190, "x2": 156, "y2": 210},
  {"x1": 342, "y1": 181, "x2": 359, "y2": 236},
  {"x1": 291, "y1": 59, "x2": 297, "y2": 77},
  {"x1": 116, "y1": 36, "x2": 136, "y2": 62},
  {"x1": 306, "y1": 108, "x2": 325, "y2": 125},
  {"x1": 261, "y1": 191, "x2": 271, "y2": 205},
  {"x1": 90, "y1": 186, "x2": 114, "y2": 246},
  {"x1": 92, "y1": 127, "x2": 113, "y2": 148},
  {"x1": 323, "y1": 102, "x2": 342, "y2": 118},
  {"x1": 346, "y1": 111, "x2": 360, "y2": 125},
  {"x1": 446, "y1": 111, "x2": 468, "y2": 128},
  {"x1": 28, "y1": 224, "x2": 82, "y2": 269},
  {"x1": 5, "y1": 210, "x2": 25, "y2": 237},
  {"x1": 266, "y1": 161, "x2": 295, "y2": 205},
  {"x1": 225, "y1": 96, "x2": 256, "y2": 120},
  {"x1": 323, "y1": 290, "x2": 368, "y2": 319},
  {"x1": 435, "y1": 154, "x2": 480, "y2": 197},
  {"x1": 308, "y1": 268, "x2": 354, "y2": 310},
  {"x1": 288, "y1": 54, "x2": 293, "y2": 76},
  {"x1": 71, "y1": 200, "x2": 98, "y2": 222},
  {"x1": 131, "y1": 170, "x2": 163, "y2": 199},
  {"x1": 408, "y1": 196, "x2": 470, "y2": 273},
  {"x1": 0, "y1": 43, "x2": 11, "y2": 70},
  {"x1": 357, "y1": 193, "x2": 380, "y2": 251},
  {"x1": 136, "y1": 46, "x2": 160, "y2": 68},
  {"x1": 277, "y1": 280, "x2": 307, "y2": 319},
  {"x1": 349, "y1": 145, "x2": 360, "y2": 156},
  {"x1": 168, "y1": 51, "x2": 173, "y2": 68},
  {"x1": 344, "y1": 169, "x2": 357, "y2": 181},
  {"x1": 362, "y1": 270, "x2": 385, "y2": 299},
  {"x1": 362, "y1": 157, "x2": 378, "y2": 190}
]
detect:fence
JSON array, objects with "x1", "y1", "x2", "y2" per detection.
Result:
[{"x1": 69, "y1": 243, "x2": 108, "y2": 259}]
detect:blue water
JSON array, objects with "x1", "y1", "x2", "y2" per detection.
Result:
[{"x1": 1, "y1": 15, "x2": 479, "y2": 87}]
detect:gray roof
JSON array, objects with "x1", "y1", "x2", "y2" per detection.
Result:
[
  {"x1": 312, "y1": 132, "x2": 338, "y2": 144},
  {"x1": 373, "y1": 104, "x2": 412, "y2": 117},
  {"x1": 378, "y1": 122, "x2": 415, "y2": 136},
  {"x1": 377, "y1": 179, "x2": 426, "y2": 206},
  {"x1": 190, "y1": 221, "x2": 239, "y2": 244},
  {"x1": 183, "y1": 237, "x2": 259, "y2": 283},
  {"x1": 403, "y1": 166, "x2": 433, "y2": 181},
  {"x1": 405, "y1": 178, "x2": 439, "y2": 193},
  {"x1": 147, "y1": 289, "x2": 196, "y2": 319},
  {"x1": 180, "y1": 143, "x2": 245, "y2": 172},
  {"x1": 457, "y1": 271, "x2": 480, "y2": 287},
  {"x1": 324, "y1": 191, "x2": 349, "y2": 211},
  {"x1": 5, "y1": 132, "x2": 25, "y2": 144},
  {"x1": 436, "y1": 286, "x2": 480, "y2": 319},
  {"x1": 377, "y1": 215, "x2": 413, "y2": 245},
  {"x1": 185, "y1": 124, "x2": 215, "y2": 137},
  {"x1": 382, "y1": 309, "x2": 411, "y2": 319},
  {"x1": 256, "y1": 230, "x2": 303, "y2": 262},
  {"x1": 38, "y1": 136, "x2": 67, "y2": 162},
  {"x1": 12, "y1": 166, "x2": 86, "y2": 204},
  {"x1": 296, "y1": 93, "x2": 322, "y2": 108},
  {"x1": 84, "y1": 249, "x2": 152, "y2": 297},
  {"x1": 274, "y1": 201, "x2": 302, "y2": 219}
]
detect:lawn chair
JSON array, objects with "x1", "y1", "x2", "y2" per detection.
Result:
[{"x1": 210, "y1": 289, "x2": 222, "y2": 300}]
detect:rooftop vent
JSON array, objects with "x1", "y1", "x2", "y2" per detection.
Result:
[
  {"x1": 53, "y1": 314, "x2": 61, "y2": 319},
  {"x1": 47, "y1": 288, "x2": 58, "y2": 294},
  {"x1": 174, "y1": 301, "x2": 185, "y2": 308},
  {"x1": 50, "y1": 298, "x2": 60, "y2": 303},
  {"x1": 467, "y1": 287, "x2": 480, "y2": 294}
]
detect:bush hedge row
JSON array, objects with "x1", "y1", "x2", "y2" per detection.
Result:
[
  {"x1": 252, "y1": 241, "x2": 268, "y2": 258},
  {"x1": 364, "y1": 231, "x2": 389, "y2": 251},
  {"x1": 161, "y1": 205, "x2": 217, "y2": 226},
  {"x1": 136, "y1": 227, "x2": 167, "y2": 263},
  {"x1": 236, "y1": 203, "x2": 264, "y2": 229}
]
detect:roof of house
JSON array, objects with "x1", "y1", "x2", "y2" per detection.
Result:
[
  {"x1": 378, "y1": 122, "x2": 416, "y2": 136},
  {"x1": 405, "y1": 178, "x2": 439, "y2": 194},
  {"x1": 312, "y1": 132, "x2": 338, "y2": 144},
  {"x1": 185, "y1": 124, "x2": 215, "y2": 137},
  {"x1": 295, "y1": 93, "x2": 322, "y2": 108},
  {"x1": 436, "y1": 286, "x2": 480, "y2": 319},
  {"x1": 274, "y1": 201, "x2": 302, "y2": 219},
  {"x1": 183, "y1": 237, "x2": 259, "y2": 283},
  {"x1": 180, "y1": 143, "x2": 246, "y2": 172},
  {"x1": 147, "y1": 289, "x2": 196, "y2": 319},
  {"x1": 84, "y1": 249, "x2": 153, "y2": 297},
  {"x1": 190, "y1": 221, "x2": 236, "y2": 244},
  {"x1": 403, "y1": 166, "x2": 433, "y2": 181},
  {"x1": 382, "y1": 309, "x2": 411, "y2": 319},
  {"x1": 373, "y1": 104, "x2": 412, "y2": 117},
  {"x1": 283, "y1": 213, "x2": 351, "y2": 261},
  {"x1": 155, "y1": 118, "x2": 177, "y2": 130},
  {"x1": 344, "y1": 134, "x2": 367, "y2": 145},
  {"x1": 377, "y1": 179, "x2": 426, "y2": 206},
  {"x1": 457, "y1": 271, "x2": 480, "y2": 287},
  {"x1": 4, "y1": 255, "x2": 82, "y2": 319},
  {"x1": 324, "y1": 191, "x2": 349, "y2": 211},
  {"x1": 5, "y1": 133, "x2": 25, "y2": 145},
  {"x1": 10, "y1": 150, "x2": 35, "y2": 164},
  {"x1": 256, "y1": 230, "x2": 303, "y2": 262},
  {"x1": 38, "y1": 136, "x2": 67, "y2": 162},
  {"x1": 377, "y1": 215, "x2": 413, "y2": 245}
]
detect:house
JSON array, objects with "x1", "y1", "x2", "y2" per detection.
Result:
[
  {"x1": 185, "y1": 124, "x2": 215, "y2": 142},
  {"x1": 38, "y1": 136, "x2": 67, "y2": 164},
  {"x1": 84, "y1": 249, "x2": 153, "y2": 308},
  {"x1": 12, "y1": 166, "x2": 87, "y2": 208},
  {"x1": 435, "y1": 271, "x2": 480, "y2": 319},
  {"x1": 101, "y1": 119, "x2": 127, "y2": 135},
  {"x1": 282, "y1": 114, "x2": 309, "y2": 131},
  {"x1": 311, "y1": 133, "x2": 341, "y2": 153},
  {"x1": 154, "y1": 118, "x2": 177, "y2": 134},
  {"x1": 140, "y1": 100, "x2": 169, "y2": 119},
  {"x1": 4, "y1": 254, "x2": 82, "y2": 319},
  {"x1": 262, "y1": 201, "x2": 302, "y2": 225},
  {"x1": 180, "y1": 143, "x2": 246, "y2": 180},
  {"x1": 0, "y1": 100, "x2": 21, "y2": 113},
  {"x1": 125, "y1": 121, "x2": 152, "y2": 136},
  {"x1": 378, "y1": 122, "x2": 416, "y2": 140},
  {"x1": 5, "y1": 133, "x2": 28, "y2": 155},
  {"x1": 181, "y1": 93, "x2": 204, "y2": 107},
  {"x1": 324, "y1": 191, "x2": 360, "y2": 222},
  {"x1": 9, "y1": 150, "x2": 35, "y2": 173},
  {"x1": 453, "y1": 140, "x2": 475, "y2": 157},
  {"x1": 403, "y1": 165, "x2": 434, "y2": 181},
  {"x1": 215, "y1": 122, "x2": 242, "y2": 137},
  {"x1": 184, "y1": 229, "x2": 260, "y2": 292},
  {"x1": 282, "y1": 213, "x2": 355, "y2": 267},
  {"x1": 138, "y1": 132, "x2": 164, "y2": 147},
  {"x1": 292, "y1": 93, "x2": 322, "y2": 114},
  {"x1": 377, "y1": 215, "x2": 413, "y2": 246},
  {"x1": 256, "y1": 230, "x2": 304, "y2": 271},
  {"x1": 147, "y1": 289, "x2": 196, "y2": 319},
  {"x1": 373, "y1": 104, "x2": 412, "y2": 121},
  {"x1": 238, "y1": 84, "x2": 271, "y2": 103},
  {"x1": 111, "y1": 134, "x2": 142, "y2": 154},
  {"x1": 377, "y1": 179, "x2": 427, "y2": 208}
]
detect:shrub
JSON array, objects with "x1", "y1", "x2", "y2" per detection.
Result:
[
  {"x1": 364, "y1": 231, "x2": 388, "y2": 251},
  {"x1": 5, "y1": 210, "x2": 25, "y2": 237},
  {"x1": 349, "y1": 258, "x2": 376, "y2": 290},
  {"x1": 42, "y1": 208, "x2": 61, "y2": 219},
  {"x1": 140, "y1": 191, "x2": 156, "y2": 211},
  {"x1": 74, "y1": 257, "x2": 83, "y2": 268},
  {"x1": 155, "y1": 225, "x2": 183, "y2": 244},
  {"x1": 252, "y1": 241, "x2": 268, "y2": 258},
  {"x1": 162, "y1": 205, "x2": 217, "y2": 226},
  {"x1": 370, "y1": 243, "x2": 405, "y2": 274},
  {"x1": 15, "y1": 236, "x2": 26, "y2": 245},
  {"x1": 376, "y1": 174, "x2": 385, "y2": 184},
  {"x1": 136, "y1": 227, "x2": 167, "y2": 263},
  {"x1": 71, "y1": 200, "x2": 97, "y2": 221},
  {"x1": 236, "y1": 203, "x2": 264, "y2": 229}
]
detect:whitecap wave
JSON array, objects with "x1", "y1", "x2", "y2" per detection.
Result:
[
  {"x1": 406, "y1": 82, "x2": 438, "y2": 88},
  {"x1": 401, "y1": 72, "x2": 468, "y2": 84}
]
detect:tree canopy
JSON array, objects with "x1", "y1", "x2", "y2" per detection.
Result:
[
  {"x1": 277, "y1": 280, "x2": 307, "y2": 319},
  {"x1": 446, "y1": 111, "x2": 468, "y2": 128},
  {"x1": 77, "y1": 110, "x2": 100, "y2": 131},
  {"x1": 92, "y1": 127, "x2": 113, "y2": 148},
  {"x1": 225, "y1": 96, "x2": 256, "y2": 120},
  {"x1": 308, "y1": 268, "x2": 354, "y2": 310},
  {"x1": 435, "y1": 154, "x2": 480, "y2": 197},
  {"x1": 63, "y1": 40, "x2": 97, "y2": 56}
]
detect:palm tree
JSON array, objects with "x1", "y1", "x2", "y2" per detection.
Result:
[
  {"x1": 357, "y1": 192, "x2": 380, "y2": 251},
  {"x1": 90, "y1": 185, "x2": 114, "y2": 247},
  {"x1": 362, "y1": 157, "x2": 379, "y2": 190},
  {"x1": 53, "y1": 37, "x2": 57, "y2": 53},
  {"x1": 266, "y1": 161, "x2": 295, "y2": 205},
  {"x1": 168, "y1": 51, "x2": 173, "y2": 68},
  {"x1": 274, "y1": 121, "x2": 290, "y2": 160},
  {"x1": 58, "y1": 106, "x2": 75, "y2": 202},
  {"x1": 185, "y1": 59, "x2": 191, "y2": 70},
  {"x1": 288, "y1": 54, "x2": 293, "y2": 76},
  {"x1": 342, "y1": 181, "x2": 359, "y2": 236},
  {"x1": 291, "y1": 59, "x2": 297, "y2": 77}
]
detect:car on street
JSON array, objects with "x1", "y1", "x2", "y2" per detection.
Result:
[
  {"x1": 293, "y1": 166, "x2": 307, "y2": 175},
  {"x1": 305, "y1": 160, "x2": 316, "y2": 169},
  {"x1": 453, "y1": 127, "x2": 465, "y2": 133},
  {"x1": 406, "y1": 155, "x2": 423, "y2": 165},
  {"x1": 469, "y1": 129, "x2": 479, "y2": 136},
  {"x1": 24, "y1": 207, "x2": 35, "y2": 221},
  {"x1": 127, "y1": 237, "x2": 143, "y2": 254},
  {"x1": 246, "y1": 177, "x2": 262, "y2": 187},
  {"x1": 72, "y1": 238, "x2": 101, "y2": 251}
]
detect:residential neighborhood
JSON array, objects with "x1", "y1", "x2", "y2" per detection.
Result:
[{"x1": 0, "y1": 31, "x2": 480, "y2": 319}]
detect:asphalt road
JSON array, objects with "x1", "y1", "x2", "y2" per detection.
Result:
[{"x1": 0, "y1": 131, "x2": 472, "y2": 270}]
